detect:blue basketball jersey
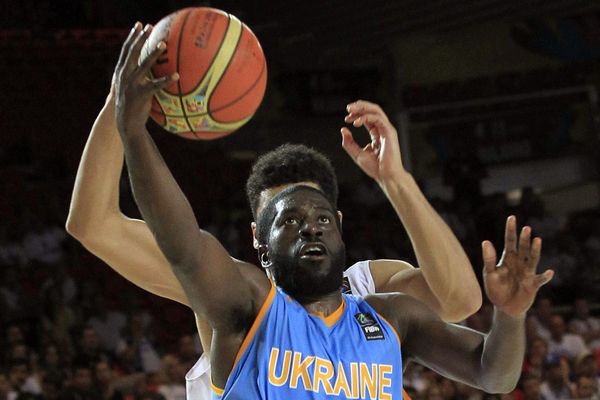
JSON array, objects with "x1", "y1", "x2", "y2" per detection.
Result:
[{"x1": 212, "y1": 283, "x2": 404, "y2": 399}]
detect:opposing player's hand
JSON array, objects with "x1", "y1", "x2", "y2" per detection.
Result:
[
  {"x1": 482, "y1": 216, "x2": 553, "y2": 318},
  {"x1": 114, "y1": 22, "x2": 178, "y2": 137},
  {"x1": 341, "y1": 100, "x2": 405, "y2": 183}
]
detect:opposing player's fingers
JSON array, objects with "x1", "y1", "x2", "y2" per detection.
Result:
[
  {"x1": 352, "y1": 113, "x2": 388, "y2": 134},
  {"x1": 518, "y1": 226, "x2": 532, "y2": 260},
  {"x1": 504, "y1": 215, "x2": 517, "y2": 253},
  {"x1": 138, "y1": 41, "x2": 167, "y2": 75},
  {"x1": 482, "y1": 240, "x2": 498, "y2": 274},
  {"x1": 347, "y1": 100, "x2": 388, "y2": 120},
  {"x1": 124, "y1": 24, "x2": 153, "y2": 73},
  {"x1": 340, "y1": 127, "x2": 362, "y2": 161}
]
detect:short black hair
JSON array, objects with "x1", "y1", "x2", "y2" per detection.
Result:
[
  {"x1": 246, "y1": 144, "x2": 338, "y2": 220},
  {"x1": 256, "y1": 185, "x2": 338, "y2": 245}
]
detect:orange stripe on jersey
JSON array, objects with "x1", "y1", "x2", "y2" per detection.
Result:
[
  {"x1": 377, "y1": 313, "x2": 402, "y2": 345},
  {"x1": 403, "y1": 388, "x2": 412, "y2": 400},
  {"x1": 211, "y1": 281, "x2": 277, "y2": 393},
  {"x1": 311, "y1": 297, "x2": 346, "y2": 327},
  {"x1": 235, "y1": 281, "x2": 276, "y2": 366},
  {"x1": 211, "y1": 381, "x2": 224, "y2": 396}
]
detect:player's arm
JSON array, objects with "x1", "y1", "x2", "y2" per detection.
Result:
[
  {"x1": 65, "y1": 79, "x2": 191, "y2": 306},
  {"x1": 342, "y1": 100, "x2": 481, "y2": 322},
  {"x1": 376, "y1": 217, "x2": 553, "y2": 392},
  {"x1": 113, "y1": 24, "x2": 269, "y2": 332}
]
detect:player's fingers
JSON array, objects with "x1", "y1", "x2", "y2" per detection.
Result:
[
  {"x1": 340, "y1": 127, "x2": 362, "y2": 161},
  {"x1": 124, "y1": 24, "x2": 152, "y2": 74},
  {"x1": 344, "y1": 112, "x2": 360, "y2": 123},
  {"x1": 482, "y1": 240, "x2": 498, "y2": 274},
  {"x1": 534, "y1": 269, "x2": 554, "y2": 288},
  {"x1": 527, "y1": 237, "x2": 542, "y2": 272},
  {"x1": 117, "y1": 22, "x2": 142, "y2": 70},
  {"x1": 518, "y1": 226, "x2": 532, "y2": 261},
  {"x1": 138, "y1": 41, "x2": 167, "y2": 76},
  {"x1": 143, "y1": 72, "x2": 179, "y2": 92},
  {"x1": 347, "y1": 100, "x2": 388, "y2": 121},
  {"x1": 504, "y1": 215, "x2": 517, "y2": 254},
  {"x1": 352, "y1": 113, "x2": 388, "y2": 135}
]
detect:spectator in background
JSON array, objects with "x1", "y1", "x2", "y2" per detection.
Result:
[
  {"x1": 516, "y1": 373, "x2": 544, "y2": 400},
  {"x1": 40, "y1": 372, "x2": 63, "y2": 400},
  {"x1": 6, "y1": 358, "x2": 40, "y2": 398},
  {"x1": 573, "y1": 351, "x2": 600, "y2": 394},
  {"x1": 93, "y1": 361, "x2": 124, "y2": 400},
  {"x1": 116, "y1": 314, "x2": 160, "y2": 374},
  {"x1": 86, "y1": 295, "x2": 126, "y2": 354},
  {"x1": 572, "y1": 375, "x2": 599, "y2": 400},
  {"x1": 540, "y1": 354, "x2": 573, "y2": 400},
  {"x1": 156, "y1": 355, "x2": 185, "y2": 400},
  {"x1": 528, "y1": 297, "x2": 554, "y2": 341},
  {"x1": 21, "y1": 211, "x2": 67, "y2": 267},
  {"x1": 0, "y1": 373, "x2": 11, "y2": 400},
  {"x1": 570, "y1": 298, "x2": 600, "y2": 350},
  {"x1": 174, "y1": 335, "x2": 199, "y2": 373},
  {"x1": 548, "y1": 314, "x2": 588, "y2": 360},
  {"x1": 523, "y1": 337, "x2": 550, "y2": 378},
  {"x1": 74, "y1": 326, "x2": 111, "y2": 368},
  {"x1": 59, "y1": 364, "x2": 100, "y2": 400}
]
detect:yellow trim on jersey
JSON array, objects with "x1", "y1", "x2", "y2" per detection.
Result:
[{"x1": 211, "y1": 281, "x2": 277, "y2": 393}]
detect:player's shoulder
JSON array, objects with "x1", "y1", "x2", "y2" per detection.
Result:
[{"x1": 233, "y1": 258, "x2": 271, "y2": 300}]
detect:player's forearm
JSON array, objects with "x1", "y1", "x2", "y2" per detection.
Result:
[
  {"x1": 66, "y1": 93, "x2": 124, "y2": 239},
  {"x1": 479, "y1": 308, "x2": 526, "y2": 393},
  {"x1": 120, "y1": 127, "x2": 202, "y2": 271},
  {"x1": 380, "y1": 172, "x2": 481, "y2": 321}
]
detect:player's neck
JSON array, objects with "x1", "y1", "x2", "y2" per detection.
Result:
[{"x1": 297, "y1": 291, "x2": 343, "y2": 317}]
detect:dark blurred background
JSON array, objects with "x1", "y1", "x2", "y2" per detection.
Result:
[{"x1": 1, "y1": 1, "x2": 600, "y2": 399}]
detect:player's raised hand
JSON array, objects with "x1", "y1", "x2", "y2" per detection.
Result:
[
  {"x1": 341, "y1": 100, "x2": 405, "y2": 183},
  {"x1": 482, "y1": 216, "x2": 554, "y2": 318},
  {"x1": 114, "y1": 23, "x2": 178, "y2": 137}
]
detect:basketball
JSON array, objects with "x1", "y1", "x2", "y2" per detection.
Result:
[{"x1": 140, "y1": 7, "x2": 267, "y2": 140}]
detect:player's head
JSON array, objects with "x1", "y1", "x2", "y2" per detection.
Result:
[
  {"x1": 255, "y1": 185, "x2": 345, "y2": 300},
  {"x1": 246, "y1": 144, "x2": 338, "y2": 219},
  {"x1": 246, "y1": 144, "x2": 340, "y2": 250}
]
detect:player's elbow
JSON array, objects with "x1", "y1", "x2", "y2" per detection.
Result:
[
  {"x1": 440, "y1": 293, "x2": 482, "y2": 323},
  {"x1": 65, "y1": 214, "x2": 88, "y2": 241},
  {"x1": 482, "y1": 379, "x2": 518, "y2": 394}
]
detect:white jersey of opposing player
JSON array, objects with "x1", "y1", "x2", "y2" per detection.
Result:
[{"x1": 184, "y1": 260, "x2": 374, "y2": 400}]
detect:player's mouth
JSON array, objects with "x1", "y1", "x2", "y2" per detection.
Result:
[{"x1": 299, "y1": 243, "x2": 327, "y2": 260}]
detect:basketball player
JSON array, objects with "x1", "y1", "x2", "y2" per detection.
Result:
[
  {"x1": 109, "y1": 24, "x2": 554, "y2": 399},
  {"x1": 68, "y1": 24, "x2": 483, "y2": 398}
]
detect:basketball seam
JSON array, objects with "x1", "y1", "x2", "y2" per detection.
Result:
[
  {"x1": 209, "y1": 50, "x2": 267, "y2": 124},
  {"x1": 175, "y1": 8, "x2": 197, "y2": 136}
]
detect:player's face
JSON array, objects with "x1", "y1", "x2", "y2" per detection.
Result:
[{"x1": 267, "y1": 189, "x2": 345, "y2": 299}]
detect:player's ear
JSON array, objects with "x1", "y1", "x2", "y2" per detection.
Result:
[
  {"x1": 337, "y1": 210, "x2": 343, "y2": 228},
  {"x1": 251, "y1": 222, "x2": 259, "y2": 249}
]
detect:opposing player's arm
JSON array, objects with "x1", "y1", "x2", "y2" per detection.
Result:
[
  {"x1": 114, "y1": 24, "x2": 269, "y2": 330},
  {"x1": 65, "y1": 87, "x2": 192, "y2": 306},
  {"x1": 342, "y1": 100, "x2": 481, "y2": 322}
]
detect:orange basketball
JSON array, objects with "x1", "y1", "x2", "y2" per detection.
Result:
[{"x1": 140, "y1": 7, "x2": 267, "y2": 140}]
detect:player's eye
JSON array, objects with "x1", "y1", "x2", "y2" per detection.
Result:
[
  {"x1": 319, "y1": 216, "x2": 331, "y2": 224},
  {"x1": 284, "y1": 217, "x2": 299, "y2": 225}
]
